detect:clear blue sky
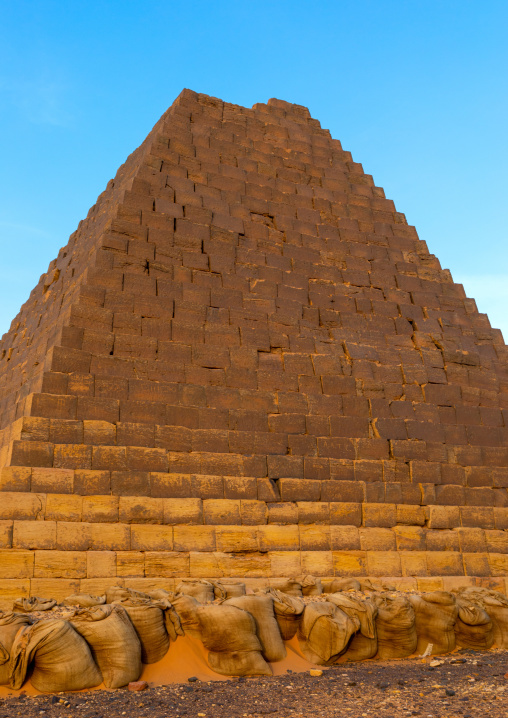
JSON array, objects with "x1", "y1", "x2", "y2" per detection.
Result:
[{"x1": 1, "y1": 1, "x2": 507, "y2": 339}]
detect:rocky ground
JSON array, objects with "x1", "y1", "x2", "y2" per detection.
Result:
[{"x1": 0, "y1": 650, "x2": 507, "y2": 718}]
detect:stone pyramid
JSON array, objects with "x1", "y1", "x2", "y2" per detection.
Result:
[{"x1": 0, "y1": 89, "x2": 507, "y2": 605}]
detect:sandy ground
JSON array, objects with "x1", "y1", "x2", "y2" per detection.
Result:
[{"x1": 0, "y1": 643, "x2": 507, "y2": 717}]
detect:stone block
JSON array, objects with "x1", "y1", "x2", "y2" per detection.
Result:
[
  {"x1": 90, "y1": 523, "x2": 130, "y2": 551},
  {"x1": 0, "y1": 467, "x2": 31, "y2": 492},
  {"x1": 301, "y1": 551, "x2": 333, "y2": 576},
  {"x1": 267, "y1": 502, "x2": 298, "y2": 524},
  {"x1": 34, "y1": 550, "x2": 87, "y2": 578},
  {"x1": 366, "y1": 551, "x2": 402, "y2": 577},
  {"x1": 297, "y1": 501, "x2": 330, "y2": 524},
  {"x1": 87, "y1": 551, "x2": 116, "y2": 578},
  {"x1": 163, "y1": 498, "x2": 203, "y2": 525},
  {"x1": 330, "y1": 525, "x2": 361, "y2": 551},
  {"x1": 299, "y1": 525, "x2": 331, "y2": 551},
  {"x1": 359, "y1": 528, "x2": 396, "y2": 551},
  {"x1": 426, "y1": 551, "x2": 464, "y2": 576},
  {"x1": 269, "y1": 551, "x2": 301, "y2": 577},
  {"x1": 462, "y1": 553, "x2": 491, "y2": 577},
  {"x1": 329, "y1": 502, "x2": 362, "y2": 526},
  {"x1": 400, "y1": 551, "x2": 428, "y2": 577},
  {"x1": 0, "y1": 550, "x2": 34, "y2": 578},
  {"x1": 145, "y1": 551, "x2": 190, "y2": 578},
  {"x1": 56, "y1": 522, "x2": 92, "y2": 551},
  {"x1": 215, "y1": 526, "x2": 258, "y2": 552},
  {"x1": 332, "y1": 551, "x2": 367, "y2": 577},
  {"x1": 119, "y1": 497, "x2": 163, "y2": 524},
  {"x1": 82, "y1": 496, "x2": 119, "y2": 522},
  {"x1": 240, "y1": 500, "x2": 267, "y2": 525},
  {"x1": 427, "y1": 505, "x2": 460, "y2": 529},
  {"x1": 13, "y1": 521, "x2": 56, "y2": 550},
  {"x1": 393, "y1": 525, "x2": 426, "y2": 551},
  {"x1": 203, "y1": 499, "x2": 241, "y2": 525},
  {"x1": 257, "y1": 525, "x2": 299, "y2": 551},
  {"x1": 45, "y1": 494, "x2": 82, "y2": 522},
  {"x1": 74, "y1": 470, "x2": 110, "y2": 495},
  {"x1": 396, "y1": 504, "x2": 425, "y2": 526},
  {"x1": 363, "y1": 503, "x2": 396, "y2": 528},
  {"x1": 131, "y1": 525, "x2": 173, "y2": 551},
  {"x1": 116, "y1": 551, "x2": 145, "y2": 577},
  {"x1": 173, "y1": 525, "x2": 216, "y2": 552}
]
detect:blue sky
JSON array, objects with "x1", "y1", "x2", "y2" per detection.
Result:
[{"x1": 0, "y1": 1, "x2": 507, "y2": 339}]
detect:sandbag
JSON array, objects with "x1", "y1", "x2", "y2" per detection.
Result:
[
  {"x1": 0, "y1": 613, "x2": 31, "y2": 685},
  {"x1": 9, "y1": 619, "x2": 102, "y2": 692},
  {"x1": 12, "y1": 597, "x2": 56, "y2": 613},
  {"x1": 373, "y1": 594, "x2": 417, "y2": 659},
  {"x1": 172, "y1": 594, "x2": 201, "y2": 637},
  {"x1": 115, "y1": 597, "x2": 169, "y2": 664},
  {"x1": 299, "y1": 576, "x2": 323, "y2": 596},
  {"x1": 176, "y1": 580, "x2": 215, "y2": 604},
  {"x1": 325, "y1": 579, "x2": 361, "y2": 593},
  {"x1": 408, "y1": 591, "x2": 458, "y2": 655},
  {"x1": 327, "y1": 593, "x2": 377, "y2": 661},
  {"x1": 255, "y1": 588, "x2": 304, "y2": 640},
  {"x1": 459, "y1": 587, "x2": 508, "y2": 648},
  {"x1": 454, "y1": 597, "x2": 494, "y2": 651},
  {"x1": 213, "y1": 581, "x2": 246, "y2": 599},
  {"x1": 298, "y1": 602, "x2": 360, "y2": 665},
  {"x1": 106, "y1": 585, "x2": 150, "y2": 603},
  {"x1": 70, "y1": 604, "x2": 142, "y2": 688},
  {"x1": 269, "y1": 579, "x2": 303, "y2": 597},
  {"x1": 155, "y1": 598, "x2": 184, "y2": 642},
  {"x1": 225, "y1": 595, "x2": 286, "y2": 662},
  {"x1": 63, "y1": 594, "x2": 106, "y2": 608},
  {"x1": 198, "y1": 604, "x2": 271, "y2": 676}
]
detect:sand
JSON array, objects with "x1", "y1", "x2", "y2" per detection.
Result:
[{"x1": 0, "y1": 634, "x2": 319, "y2": 696}]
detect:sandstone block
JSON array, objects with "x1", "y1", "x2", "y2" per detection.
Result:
[
  {"x1": 427, "y1": 505, "x2": 460, "y2": 529},
  {"x1": 87, "y1": 551, "x2": 116, "y2": 578},
  {"x1": 0, "y1": 467, "x2": 31, "y2": 492},
  {"x1": 34, "y1": 550, "x2": 87, "y2": 578},
  {"x1": 329, "y1": 502, "x2": 362, "y2": 526},
  {"x1": 116, "y1": 551, "x2": 145, "y2": 577},
  {"x1": 74, "y1": 470, "x2": 110, "y2": 495},
  {"x1": 426, "y1": 551, "x2": 464, "y2": 576},
  {"x1": 90, "y1": 523, "x2": 130, "y2": 551},
  {"x1": 301, "y1": 551, "x2": 333, "y2": 576},
  {"x1": 366, "y1": 551, "x2": 402, "y2": 577},
  {"x1": 359, "y1": 528, "x2": 396, "y2": 551},
  {"x1": 13, "y1": 521, "x2": 56, "y2": 550},
  {"x1": 257, "y1": 525, "x2": 299, "y2": 551},
  {"x1": 215, "y1": 526, "x2": 258, "y2": 552},
  {"x1": 119, "y1": 496, "x2": 163, "y2": 524},
  {"x1": 164, "y1": 498, "x2": 203, "y2": 525},
  {"x1": 269, "y1": 551, "x2": 301, "y2": 577},
  {"x1": 393, "y1": 526, "x2": 426, "y2": 551},
  {"x1": 131, "y1": 524, "x2": 173, "y2": 551},
  {"x1": 330, "y1": 525, "x2": 360, "y2": 551},
  {"x1": 174, "y1": 525, "x2": 216, "y2": 552},
  {"x1": 31, "y1": 467, "x2": 74, "y2": 495},
  {"x1": 203, "y1": 499, "x2": 241, "y2": 525},
  {"x1": 363, "y1": 503, "x2": 396, "y2": 528},
  {"x1": 332, "y1": 551, "x2": 367, "y2": 577},
  {"x1": 400, "y1": 551, "x2": 428, "y2": 577},
  {"x1": 240, "y1": 500, "x2": 267, "y2": 525},
  {"x1": 45, "y1": 494, "x2": 82, "y2": 522},
  {"x1": 56, "y1": 522, "x2": 92, "y2": 551},
  {"x1": 82, "y1": 496, "x2": 119, "y2": 522}
]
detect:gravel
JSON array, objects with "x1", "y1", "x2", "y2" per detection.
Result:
[{"x1": 1, "y1": 649, "x2": 507, "y2": 717}]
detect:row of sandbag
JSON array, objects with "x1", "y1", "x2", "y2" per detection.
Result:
[{"x1": 1, "y1": 583, "x2": 508, "y2": 692}]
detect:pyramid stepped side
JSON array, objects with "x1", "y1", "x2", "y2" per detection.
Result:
[
  {"x1": 0, "y1": 89, "x2": 508, "y2": 603},
  {"x1": 0, "y1": 105, "x2": 174, "y2": 446}
]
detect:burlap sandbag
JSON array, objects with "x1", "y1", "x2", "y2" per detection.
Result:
[
  {"x1": 154, "y1": 598, "x2": 184, "y2": 642},
  {"x1": 106, "y1": 586, "x2": 149, "y2": 604},
  {"x1": 9, "y1": 619, "x2": 102, "y2": 692},
  {"x1": 0, "y1": 613, "x2": 31, "y2": 685},
  {"x1": 373, "y1": 594, "x2": 417, "y2": 659},
  {"x1": 255, "y1": 588, "x2": 304, "y2": 640},
  {"x1": 212, "y1": 581, "x2": 246, "y2": 599},
  {"x1": 269, "y1": 579, "x2": 303, "y2": 597},
  {"x1": 299, "y1": 576, "x2": 323, "y2": 596},
  {"x1": 325, "y1": 579, "x2": 361, "y2": 594},
  {"x1": 115, "y1": 597, "x2": 169, "y2": 664},
  {"x1": 458, "y1": 587, "x2": 508, "y2": 648},
  {"x1": 172, "y1": 594, "x2": 201, "y2": 638},
  {"x1": 197, "y1": 604, "x2": 271, "y2": 676},
  {"x1": 454, "y1": 597, "x2": 494, "y2": 651},
  {"x1": 327, "y1": 593, "x2": 378, "y2": 661},
  {"x1": 63, "y1": 594, "x2": 106, "y2": 608},
  {"x1": 408, "y1": 591, "x2": 458, "y2": 655},
  {"x1": 176, "y1": 580, "x2": 215, "y2": 604},
  {"x1": 225, "y1": 595, "x2": 286, "y2": 662},
  {"x1": 12, "y1": 597, "x2": 56, "y2": 613},
  {"x1": 70, "y1": 604, "x2": 142, "y2": 688},
  {"x1": 298, "y1": 602, "x2": 360, "y2": 665}
]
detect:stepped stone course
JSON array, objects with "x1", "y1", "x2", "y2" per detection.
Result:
[{"x1": 0, "y1": 89, "x2": 507, "y2": 603}]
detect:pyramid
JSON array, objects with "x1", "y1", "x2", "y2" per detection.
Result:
[{"x1": 0, "y1": 89, "x2": 507, "y2": 605}]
